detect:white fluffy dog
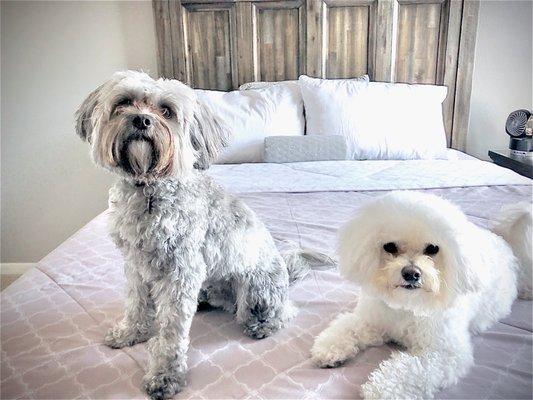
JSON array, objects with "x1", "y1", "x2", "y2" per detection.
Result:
[{"x1": 311, "y1": 191, "x2": 532, "y2": 399}]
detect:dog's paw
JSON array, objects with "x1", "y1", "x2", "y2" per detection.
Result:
[
  {"x1": 310, "y1": 335, "x2": 357, "y2": 368},
  {"x1": 242, "y1": 305, "x2": 284, "y2": 339},
  {"x1": 243, "y1": 319, "x2": 283, "y2": 339},
  {"x1": 104, "y1": 325, "x2": 149, "y2": 349},
  {"x1": 142, "y1": 371, "x2": 185, "y2": 400}
]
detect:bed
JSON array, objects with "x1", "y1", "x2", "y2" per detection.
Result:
[
  {"x1": 2, "y1": 152, "x2": 531, "y2": 399},
  {"x1": 3, "y1": 1, "x2": 531, "y2": 396}
]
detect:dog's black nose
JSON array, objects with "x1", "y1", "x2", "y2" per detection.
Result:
[
  {"x1": 401, "y1": 266, "x2": 421, "y2": 282},
  {"x1": 132, "y1": 114, "x2": 152, "y2": 130}
]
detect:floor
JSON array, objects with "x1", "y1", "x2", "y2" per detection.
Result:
[{"x1": 1, "y1": 274, "x2": 20, "y2": 291}]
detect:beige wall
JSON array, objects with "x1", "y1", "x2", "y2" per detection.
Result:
[
  {"x1": 1, "y1": 1, "x2": 158, "y2": 263},
  {"x1": 467, "y1": 0, "x2": 533, "y2": 160}
]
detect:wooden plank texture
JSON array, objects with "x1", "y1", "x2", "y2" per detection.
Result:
[
  {"x1": 153, "y1": 0, "x2": 175, "y2": 78},
  {"x1": 253, "y1": 1, "x2": 306, "y2": 81},
  {"x1": 373, "y1": 0, "x2": 394, "y2": 81},
  {"x1": 325, "y1": 4, "x2": 370, "y2": 78},
  {"x1": 395, "y1": 0, "x2": 443, "y2": 84},
  {"x1": 182, "y1": 3, "x2": 237, "y2": 90},
  {"x1": 236, "y1": 2, "x2": 254, "y2": 85},
  {"x1": 451, "y1": 0, "x2": 479, "y2": 150},
  {"x1": 441, "y1": 0, "x2": 462, "y2": 145},
  {"x1": 305, "y1": 0, "x2": 323, "y2": 77}
]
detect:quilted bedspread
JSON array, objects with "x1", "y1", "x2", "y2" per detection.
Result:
[{"x1": 1, "y1": 158, "x2": 532, "y2": 399}]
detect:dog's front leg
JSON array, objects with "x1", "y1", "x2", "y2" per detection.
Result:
[
  {"x1": 311, "y1": 312, "x2": 384, "y2": 368},
  {"x1": 361, "y1": 344, "x2": 474, "y2": 399},
  {"x1": 105, "y1": 262, "x2": 156, "y2": 348},
  {"x1": 142, "y1": 254, "x2": 206, "y2": 400}
]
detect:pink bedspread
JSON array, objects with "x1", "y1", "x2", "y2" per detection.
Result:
[{"x1": 2, "y1": 185, "x2": 532, "y2": 399}]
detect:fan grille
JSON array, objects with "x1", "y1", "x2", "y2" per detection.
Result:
[{"x1": 506, "y1": 109, "x2": 531, "y2": 138}]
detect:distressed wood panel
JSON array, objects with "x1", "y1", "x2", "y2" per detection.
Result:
[
  {"x1": 236, "y1": 2, "x2": 254, "y2": 85},
  {"x1": 253, "y1": 1, "x2": 306, "y2": 81},
  {"x1": 442, "y1": 0, "x2": 462, "y2": 145},
  {"x1": 305, "y1": 0, "x2": 323, "y2": 77},
  {"x1": 153, "y1": 0, "x2": 175, "y2": 78},
  {"x1": 451, "y1": 0, "x2": 479, "y2": 150},
  {"x1": 325, "y1": 3, "x2": 371, "y2": 78},
  {"x1": 182, "y1": 3, "x2": 237, "y2": 90},
  {"x1": 169, "y1": 0, "x2": 188, "y2": 81},
  {"x1": 395, "y1": 0, "x2": 447, "y2": 84},
  {"x1": 373, "y1": 0, "x2": 394, "y2": 81}
]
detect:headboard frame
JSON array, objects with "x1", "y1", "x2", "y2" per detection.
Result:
[{"x1": 153, "y1": 0, "x2": 479, "y2": 149}]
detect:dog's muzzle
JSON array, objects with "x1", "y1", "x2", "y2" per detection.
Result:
[{"x1": 117, "y1": 115, "x2": 158, "y2": 175}]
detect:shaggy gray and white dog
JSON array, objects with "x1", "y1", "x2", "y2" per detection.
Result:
[{"x1": 75, "y1": 71, "x2": 326, "y2": 399}]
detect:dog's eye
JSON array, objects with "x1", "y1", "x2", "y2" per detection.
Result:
[
  {"x1": 383, "y1": 242, "x2": 398, "y2": 254},
  {"x1": 113, "y1": 98, "x2": 133, "y2": 114},
  {"x1": 115, "y1": 98, "x2": 132, "y2": 108},
  {"x1": 424, "y1": 244, "x2": 439, "y2": 256},
  {"x1": 161, "y1": 105, "x2": 173, "y2": 119}
]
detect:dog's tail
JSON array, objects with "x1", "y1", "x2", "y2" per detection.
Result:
[
  {"x1": 282, "y1": 248, "x2": 337, "y2": 284},
  {"x1": 491, "y1": 202, "x2": 532, "y2": 300}
]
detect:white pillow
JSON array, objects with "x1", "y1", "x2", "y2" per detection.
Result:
[
  {"x1": 239, "y1": 80, "x2": 297, "y2": 90},
  {"x1": 299, "y1": 75, "x2": 448, "y2": 160},
  {"x1": 196, "y1": 82, "x2": 304, "y2": 163},
  {"x1": 239, "y1": 75, "x2": 369, "y2": 91}
]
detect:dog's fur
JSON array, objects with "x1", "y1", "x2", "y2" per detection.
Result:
[
  {"x1": 311, "y1": 191, "x2": 532, "y2": 399},
  {"x1": 491, "y1": 202, "x2": 533, "y2": 299},
  {"x1": 76, "y1": 71, "x2": 321, "y2": 399}
]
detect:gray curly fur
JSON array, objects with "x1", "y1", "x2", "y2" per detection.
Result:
[
  {"x1": 76, "y1": 71, "x2": 334, "y2": 399},
  {"x1": 105, "y1": 172, "x2": 321, "y2": 399}
]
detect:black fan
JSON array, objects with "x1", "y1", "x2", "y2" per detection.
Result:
[{"x1": 506, "y1": 109, "x2": 532, "y2": 154}]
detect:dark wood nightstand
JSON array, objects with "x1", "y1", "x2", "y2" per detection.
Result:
[{"x1": 488, "y1": 150, "x2": 533, "y2": 179}]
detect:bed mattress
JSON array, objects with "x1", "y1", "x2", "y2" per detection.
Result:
[{"x1": 2, "y1": 157, "x2": 532, "y2": 399}]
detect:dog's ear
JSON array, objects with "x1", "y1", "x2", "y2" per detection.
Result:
[
  {"x1": 338, "y1": 214, "x2": 381, "y2": 285},
  {"x1": 443, "y1": 228, "x2": 487, "y2": 296},
  {"x1": 190, "y1": 101, "x2": 229, "y2": 170},
  {"x1": 75, "y1": 83, "x2": 105, "y2": 142}
]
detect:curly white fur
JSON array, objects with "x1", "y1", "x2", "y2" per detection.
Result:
[
  {"x1": 311, "y1": 191, "x2": 532, "y2": 399},
  {"x1": 491, "y1": 202, "x2": 532, "y2": 299}
]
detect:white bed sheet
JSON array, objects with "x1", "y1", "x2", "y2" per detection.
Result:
[{"x1": 209, "y1": 151, "x2": 530, "y2": 193}]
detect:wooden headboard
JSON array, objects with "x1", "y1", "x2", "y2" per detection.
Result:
[{"x1": 153, "y1": 0, "x2": 479, "y2": 149}]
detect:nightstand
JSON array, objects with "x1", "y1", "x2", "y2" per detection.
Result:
[{"x1": 488, "y1": 150, "x2": 533, "y2": 179}]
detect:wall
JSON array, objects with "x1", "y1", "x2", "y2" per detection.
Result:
[
  {"x1": 1, "y1": 1, "x2": 158, "y2": 263},
  {"x1": 466, "y1": 0, "x2": 533, "y2": 160}
]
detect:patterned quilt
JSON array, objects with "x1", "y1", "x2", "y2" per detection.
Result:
[{"x1": 1, "y1": 160, "x2": 532, "y2": 399}]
